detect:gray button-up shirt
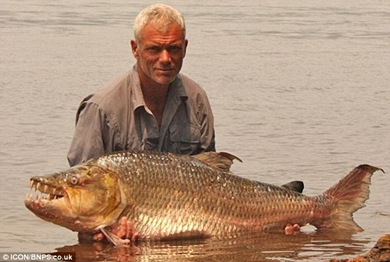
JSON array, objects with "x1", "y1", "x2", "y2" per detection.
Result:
[{"x1": 67, "y1": 65, "x2": 215, "y2": 166}]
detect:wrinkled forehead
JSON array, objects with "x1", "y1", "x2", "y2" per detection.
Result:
[{"x1": 137, "y1": 21, "x2": 185, "y2": 44}]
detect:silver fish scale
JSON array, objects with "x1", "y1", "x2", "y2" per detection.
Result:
[{"x1": 96, "y1": 151, "x2": 330, "y2": 239}]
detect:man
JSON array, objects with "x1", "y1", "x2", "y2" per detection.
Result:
[
  {"x1": 68, "y1": 4, "x2": 216, "y2": 243},
  {"x1": 67, "y1": 3, "x2": 215, "y2": 167}
]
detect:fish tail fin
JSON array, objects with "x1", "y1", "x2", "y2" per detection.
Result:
[{"x1": 319, "y1": 164, "x2": 384, "y2": 232}]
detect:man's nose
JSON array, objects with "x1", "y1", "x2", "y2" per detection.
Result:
[{"x1": 159, "y1": 49, "x2": 171, "y2": 63}]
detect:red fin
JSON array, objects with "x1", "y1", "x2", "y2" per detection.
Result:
[
  {"x1": 320, "y1": 164, "x2": 384, "y2": 232},
  {"x1": 193, "y1": 152, "x2": 242, "y2": 172}
]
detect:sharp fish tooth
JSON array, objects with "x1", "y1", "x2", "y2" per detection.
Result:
[
  {"x1": 29, "y1": 180, "x2": 34, "y2": 190},
  {"x1": 36, "y1": 182, "x2": 41, "y2": 191},
  {"x1": 44, "y1": 185, "x2": 49, "y2": 193}
]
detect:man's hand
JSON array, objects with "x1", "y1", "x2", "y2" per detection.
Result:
[
  {"x1": 93, "y1": 217, "x2": 139, "y2": 243},
  {"x1": 79, "y1": 217, "x2": 139, "y2": 245},
  {"x1": 284, "y1": 224, "x2": 301, "y2": 235}
]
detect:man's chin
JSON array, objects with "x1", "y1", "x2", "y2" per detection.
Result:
[{"x1": 153, "y1": 76, "x2": 176, "y2": 86}]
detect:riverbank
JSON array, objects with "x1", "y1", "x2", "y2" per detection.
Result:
[{"x1": 330, "y1": 234, "x2": 390, "y2": 262}]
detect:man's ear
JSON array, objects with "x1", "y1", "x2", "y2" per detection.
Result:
[
  {"x1": 130, "y1": 39, "x2": 139, "y2": 59},
  {"x1": 183, "y1": 39, "x2": 188, "y2": 58}
]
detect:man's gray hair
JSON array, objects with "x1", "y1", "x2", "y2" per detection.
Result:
[{"x1": 134, "y1": 4, "x2": 186, "y2": 43}]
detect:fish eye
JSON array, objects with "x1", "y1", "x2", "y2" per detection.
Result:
[{"x1": 69, "y1": 175, "x2": 79, "y2": 185}]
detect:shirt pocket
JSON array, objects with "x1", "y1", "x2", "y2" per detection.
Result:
[{"x1": 169, "y1": 123, "x2": 201, "y2": 155}]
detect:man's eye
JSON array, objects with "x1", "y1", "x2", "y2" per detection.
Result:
[
  {"x1": 168, "y1": 46, "x2": 181, "y2": 53},
  {"x1": 147, "y1": 46, "x2": 161, "y2": 53}
]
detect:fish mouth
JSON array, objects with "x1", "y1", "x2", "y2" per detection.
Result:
[
  {"x1": 25, "y1": 177, "x2": 67, "y2": 206},
  {"x1": 25, "y1": 176, "x2": 87, "y2": 232}
]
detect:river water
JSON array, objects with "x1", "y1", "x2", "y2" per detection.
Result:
[{"x1": 1, "y1": 1, "x2": 389, "y2": 261}]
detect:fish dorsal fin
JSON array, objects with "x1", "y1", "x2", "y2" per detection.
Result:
[{"x1": 193, "y1": 152, "x2": 243, "y2": 171}]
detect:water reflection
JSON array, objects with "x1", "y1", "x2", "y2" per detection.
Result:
[{"x1": 53, "y1": 231, "x2": 368, "y2": 262}]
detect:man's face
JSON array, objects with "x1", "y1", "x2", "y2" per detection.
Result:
[{"x1": 131, "y1": 22, "x2": 188, "y2": 87}]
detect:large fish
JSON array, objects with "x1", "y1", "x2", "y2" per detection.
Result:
[{"x1": 25, "y1": 151, "x2": 382, "y2": 244}]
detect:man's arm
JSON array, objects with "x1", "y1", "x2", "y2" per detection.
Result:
[
  {"x1": 67, "y1": 102, "x2": 110, "y2": 166},
  {"x1": 198, "y1": 93, "x2": 216, "y2": 152}
]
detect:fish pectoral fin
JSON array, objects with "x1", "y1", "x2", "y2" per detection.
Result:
[{"x1": 98, "y1": 226, "x2": 130, "y2": 246}]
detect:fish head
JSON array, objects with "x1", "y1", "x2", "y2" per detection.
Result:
[{"x1": 24, "y1": 163, "x2": 125, "y2": 232}]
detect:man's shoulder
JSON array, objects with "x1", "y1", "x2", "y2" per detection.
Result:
[
  {"x1": 90, "y1": 70, "x2": 133, "y2": 104},
  {"x1": 76, "y1": 70, "x2": 135, "y2": 120},
  {"x1": 178, "y1": 73, "x2": 207, "y2": 96},
  {"x1": 178, "y1": 73, "x2": 200, "y2": 87},
  {"x1": 81, "y1": 70, "x2": 134, "y2": 112}
]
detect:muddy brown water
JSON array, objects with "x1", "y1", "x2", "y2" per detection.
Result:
[{"x1": 1, "y1": 1, "x2": 389, "y2": 261}]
